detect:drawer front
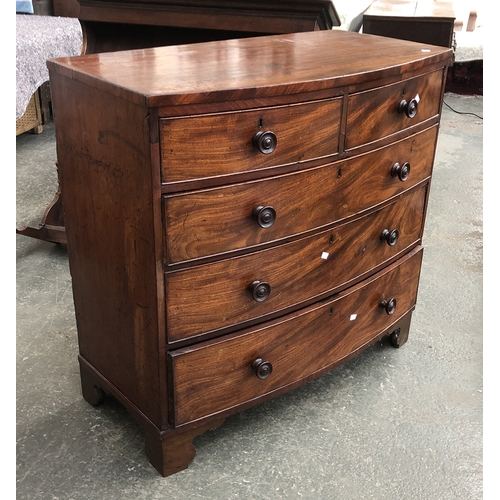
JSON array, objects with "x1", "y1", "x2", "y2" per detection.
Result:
[
  {"x1": 169, "y1": 247, "x2": 423, "y2": 425},
  {"x1": 159, "y1": 98, "x2": 341, "y2": 184},
  {"x1": 164, "y1": 125, "x2": 438, "y2": 265},
  {"x1": 345, "y1": 69, "x2": 444, "y2": 149},
  {"x1": 166, "y1": 185, "x2": 427, "y2": 342}
]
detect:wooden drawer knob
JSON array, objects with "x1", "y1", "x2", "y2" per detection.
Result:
[
  {"x1": 398, "y1": 95, "x2": 419, "y2": 118},
  {"x1": 253, "y1": 130, "x2": 277, "y2": 154},
  {"x1": 252, "y1": 205, "x2": 276, "y2": 228},
  {"x1": 380, "y1": 298, "x2": 397, "y2": 315},
  {"x1": 249, "y1": 280, "x2": 271, "y2": 302},
  {"x1": 252, "y1": 358, "x2": 273, "y2": 380},
  {"x1": 380, "y1": 228, "x2": 399, "y2": 246},
  {"x1": 391, "y1": 162, "x2": 411, "y2": 182}
]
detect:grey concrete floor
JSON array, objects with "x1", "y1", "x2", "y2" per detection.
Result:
[{"x1": 16, "y1": 93, "x2": 483, "y2": 499}]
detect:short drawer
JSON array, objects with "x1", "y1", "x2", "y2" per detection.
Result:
[
  {"x1": 163, "y1": 125, "x2": 438, "y2": 265},
  {"x1": 168, "y1": 246, "x2": 423, "y2": 425},
  {"x1": 165, "y1": 184, "x2": 427, "y2": 343},
  {"x1": 345, "y1": 69, "x2": 444, "y2": 149},
  {"x1": 159, "y1": 98, "x2": 341, "y2": 184}
]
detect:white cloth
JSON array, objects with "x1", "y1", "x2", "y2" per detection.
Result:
[
  {"x1": 454, "y1": 27, "x2": 483, "y2": 62},
  {"x1": 16, "y1": 14, "x2": 83, "y2": 119}
]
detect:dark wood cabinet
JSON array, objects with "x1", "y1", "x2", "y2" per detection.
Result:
[
  {"x1": 55, "y1": 0, "x2": 341, "y2": 53},
  {"x1": 47, "y1": 30, "x2": 452, "y2": 476},
  {"x1": 362, "y1": 0, "x2": 456, "y2": 48}
]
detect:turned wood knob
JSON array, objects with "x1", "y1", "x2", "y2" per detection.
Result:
[
  {"x1": 253, "y1": 130, "x2": 277, "y2": 154},
  {"x1": 252, "y1": 205, "x2": 276, "y2": 228},
  {"x1": 398, "y1": 96, "x2": 419, "y2": 118},
  {"x1": 252, "y1": 358, "x2": 273, "y2": 379},
  {"x1": 380, "y1": 228, "x2": 399, "y2": 246},
  {"x1": 391, "y1": 162, "x2": 411, "y2": 182},
  {"x1": 249, "y1": 280, "x2": 271, "y2": 302},
  {"x1": 380, "y1": 298, "x2": 397, "y2": 315}
]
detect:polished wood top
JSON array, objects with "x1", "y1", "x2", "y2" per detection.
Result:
[{"x1": 47, "y1": 30, "x2": 452, "y2": 107}]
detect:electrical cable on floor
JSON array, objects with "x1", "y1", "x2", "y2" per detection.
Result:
[{"x1": 443, "y1": 100, "x2": 483, "y2": 120}]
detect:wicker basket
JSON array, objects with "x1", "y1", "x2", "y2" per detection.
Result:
[{"x1": 16, "y1": 91, "x2": 43, "y2": 136}]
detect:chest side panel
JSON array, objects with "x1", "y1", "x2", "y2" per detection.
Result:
[{"x1": 50, "y1": 73, "x2": 165, "y2": 427}]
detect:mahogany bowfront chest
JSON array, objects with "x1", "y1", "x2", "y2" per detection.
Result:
[{"x1": 47, "y1": 30, "x2": 452, "y2": 476}]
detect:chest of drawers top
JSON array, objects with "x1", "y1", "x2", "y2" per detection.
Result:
[{"x1": 48, "y1": 29, "x2": 451, "y2": 108}]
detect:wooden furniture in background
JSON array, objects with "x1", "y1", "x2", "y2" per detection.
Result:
[
  {"x1": 48, "y1": 30, "x2": 452, "y2": 476},
  {"x1": 55, "y1": 0, "x2": 341, "y2": 52},
  {"x1": 53, "y1": 0, "x2": 80, "y2": 17},
  {"x1": 363, "y1": 0, "x2": 456, "y2": 48}
]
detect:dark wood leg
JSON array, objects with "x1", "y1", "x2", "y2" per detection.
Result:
[
  {"x1": 145, "y1": 418, "x2": 225, "y2": 477},
  {"x1": 79, "y1": 356, "x2": 225, "y2": 476},
  {"x1": 390, "y1": 327, "x2": 409, "y2": 348},
  {"x1": 388, "y1": 312, "x2": 412, "y2": 348},
  {"x1": 16, "y1": 165, "x2": 67, "y2": 245},
  {"x1": 79, "y1": 358, "x2": 107, "y2": 407}
]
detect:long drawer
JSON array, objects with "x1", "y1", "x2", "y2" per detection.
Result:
[
  {"x1": 345, "y1": 69, "x2": 444, "y2": 149},
  {"x1": 159, "y1": 98, "x2": 342, "y2": 184},
  {"x1": 163, "y1": 125, "x2": 438, "y2": 265},
  {"x1": 168, "y1": 246, "x2": 423, "y2": 425},
  {"x1": 165, "y1": 184, "x2": 427, "y2": 342}
]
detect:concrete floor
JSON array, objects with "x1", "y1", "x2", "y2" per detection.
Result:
[{"x1": 16, "y1": 93, "x2": 483, "y2": 499}]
